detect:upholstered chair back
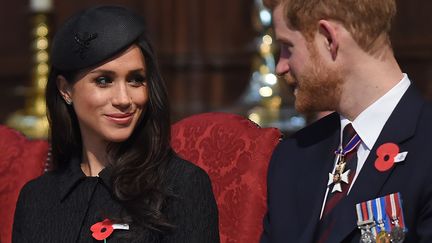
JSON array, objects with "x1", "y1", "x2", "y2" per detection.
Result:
[
  {"x1": 0, "y1": 125, "x2": 49, "y2": 243},
  {"x1": 1, "y1": 112, "x2": 281, "y2": 243},
  {"x1": 171, "y1": 112, "x2": 282, "y2": 243}
]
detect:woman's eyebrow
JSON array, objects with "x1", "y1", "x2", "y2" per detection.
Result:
[
  {"x1": 88, "y1": 69, "x2": 116, "y2": 75},
  {"x1": 128, "y1": 68, "x2": 146, "y2": 73}
]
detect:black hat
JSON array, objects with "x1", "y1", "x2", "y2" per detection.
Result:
[{"x1": 51, "y1": 5, "x2": 146, "y2": 71}]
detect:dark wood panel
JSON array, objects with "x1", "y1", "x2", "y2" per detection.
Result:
[
  {"x1": 0, "y1": 1, "x2": 31, "y2": 77},
  {"x1": 52, "y1": 0, "x2": 139, "y2": 24},
  {"x1": 0, "y1": 0, "x2": 431, "y2": 124},
  {"x1": 0, "y1": 0, "x2": 256, "y2": 123},
  {"x1": 137, "y1": 0, "x2": 256, "y2": 120},
  {"x1": 392, "y1": 0, "x2": 432, "y2": 59},
  {"x1": 392, "y1": 0, "x2": 432, "y2": 100},
  {"x1": 0, "y1": 1, "x2": 33, "y2": 123}
]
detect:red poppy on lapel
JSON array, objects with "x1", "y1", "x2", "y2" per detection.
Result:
[
  {"x1": 375, "y1": 143, "x2": 399, "y2": 172},
  {"x1": 90, "y1": 219, "x2": 114, "y2": 241}
]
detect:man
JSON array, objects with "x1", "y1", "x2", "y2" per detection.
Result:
[{"x1": 261, "y1": 0, "x2": 432, "y2": 242}]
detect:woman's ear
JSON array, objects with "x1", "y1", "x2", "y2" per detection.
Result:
[
  {"x1": 318, "y1": 19, "x2": 339, "y2": 60},
  {"x1": 56, "y1": 75, "x2": 73, "y2": 105}
]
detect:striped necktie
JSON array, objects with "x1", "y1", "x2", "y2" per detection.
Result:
[{"x1": 315, "y1": 123, "x2": 361, "y2": 243}]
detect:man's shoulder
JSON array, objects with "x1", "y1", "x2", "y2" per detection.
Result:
[
  {"x1": 420, "y1": 100, "x2": 432, "y2": 119},
  {"x1": 409, "y1": 100, "x2": 432, "y2": 138},
  {"x1": 278, "y1": 112, "x2": 339, "y2": 149},
  {"x1": 294, "y1": 112, "x2": 339, "y2": 139},
  {"x1": 270, "y1": 112, "x2": 339, "y2": 168}
]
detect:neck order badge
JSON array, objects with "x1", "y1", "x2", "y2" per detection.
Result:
[{"x1": 328, "y1": 130, "x2": 361, "y2": 193}]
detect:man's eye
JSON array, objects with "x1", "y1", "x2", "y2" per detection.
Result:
[{"x1": 280, "y1": 43, "x2": 292, "y2": 58}]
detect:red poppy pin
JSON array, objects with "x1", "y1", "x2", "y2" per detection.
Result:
[
  {"x1": 375, "y1": 143, "x2": 407, "y2": 172},
  {"x1": 90, "y1": 219, "x2": 114, "y2": 241},
  {"x1": 90, "y1": 219, "x2": 130, "y2": 242}
]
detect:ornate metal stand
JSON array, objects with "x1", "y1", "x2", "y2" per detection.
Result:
[
  {"x1": 6, "y1": 4, "x2": 51, "y2": 139},
  {"x1": 242, "y1": 0, "x2": 305, "y2": 133}
]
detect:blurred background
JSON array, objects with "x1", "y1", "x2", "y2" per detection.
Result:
[{"x1": 0, "y1": 0, "x2": 431, "y2": 138}]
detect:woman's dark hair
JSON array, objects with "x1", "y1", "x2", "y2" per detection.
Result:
[{"x1": 45, "y1": 34, "x2": 174, "y2": 231}]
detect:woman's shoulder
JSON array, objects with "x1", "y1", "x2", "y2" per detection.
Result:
[
  {"x1": 18, "y1": 170, "x2": 64, "y2": 202},
  {"x1": 168, "y1": 155, "x2": 208, "y2": 178},
  {"x1": 161, "y1": 157, "x2": 220, "y2": 242},
  {"x1": 167, "y1": 155, "x2": 211, "y2": 184},
  {"x1": 22, "y1": 170, "x2": 59, "y2": 189},
  {"x1": 164, "y1": 155, "x2": 217, "y2": 212}
]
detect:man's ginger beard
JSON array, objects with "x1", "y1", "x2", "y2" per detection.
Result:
[{"x1": 285, "y1": 42, "x2": 343, "y2": 114}]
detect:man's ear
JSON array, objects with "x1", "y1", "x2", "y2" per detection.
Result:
[
  {"x1": 318, "y1": 20, "x2": 339, "y2": 60},
  {"x1": 56, "y1": 75, "x2": 73, "y2": 104}
]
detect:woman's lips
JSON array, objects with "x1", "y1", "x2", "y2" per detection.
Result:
[{"x1": 105, "y1": 113, "x2": 134, "y2": 125}]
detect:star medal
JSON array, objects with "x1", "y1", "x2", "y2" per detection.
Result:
[
  {"x1": 374, "y1": 197, "x2": 391, "y2": 243},
  {"x1": 376, "y1": 231, "x2": 390, "y2": 243},
  {"x1": 390, "y1": 226, "x2": 404, "y2": 243},
  {"x1": 371, "y1": 197, "x2": 391, "y2": 243}
]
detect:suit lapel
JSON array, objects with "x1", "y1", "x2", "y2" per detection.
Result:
[
  {"x1": 298, "y1": 114, "x2": 341, "y2": 243},
  {"x1": 327, "y1": 85, "x2": 424, "y2": 243}
]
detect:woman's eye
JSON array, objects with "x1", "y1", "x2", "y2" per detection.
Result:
[
  {"x1": 129, "y1": 75, "x2": 147, "y2": 86},
  {"x1": 95, "y1": 76, "x2": 112, "y2": 86}
]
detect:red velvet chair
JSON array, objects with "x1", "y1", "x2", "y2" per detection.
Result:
[
  {"x1": 1, "y1": 112, "x2": 281, "y2": 243},
  {"x1": 0, "y1": 125, "x2": 49, "y2": 243},
  {"x1": 171, "y1": 112, "x2": 282, "y2": 243}
]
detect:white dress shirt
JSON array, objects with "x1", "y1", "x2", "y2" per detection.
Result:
[{"x1": 319, "y1": 73, "x2": 411, "y2": 218}]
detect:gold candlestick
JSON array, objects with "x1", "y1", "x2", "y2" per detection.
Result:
[{"x1": 6, "y1": 11, "x2": 50, "y2": 139}]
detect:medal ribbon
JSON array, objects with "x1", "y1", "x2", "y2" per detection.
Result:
[
  {"x1": 356, "y1": 203, "x2": 364, "y2": 223},
  {"x1": 367, "y1": 200, "x2": 377, "y2": 236},
  {"x1": 372, "y1": 196, "x2": 391, "y2": 234},
  {"x1": 361, "y1": 201, "x2": 370, "y2": 222},
  {"x1": 356, "y1": 200, "x2": 377, "y2": 236},
  {"x1": 371, "y1": 198, "x2": 380, "y2": 233},
  {"x1": 385, "y1": 193, "x2": 406, "y2": 231},
  {"x1": 335, "y1": 134, "x2": 361, "y2": 156},
  {"x1": 380, "y1": 196, "x2": 391, "y2": 232}
]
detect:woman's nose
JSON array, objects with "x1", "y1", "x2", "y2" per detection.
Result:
[{"x1": 112, "y1": 82, "x2": 132, "y2": 108}]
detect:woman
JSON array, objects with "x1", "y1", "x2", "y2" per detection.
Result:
[{"x1": 12, "y1": 5, "x2": 219, "y2": 243}]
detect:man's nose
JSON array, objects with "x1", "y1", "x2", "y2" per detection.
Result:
[{"x1": 275, "y1": 57, "x2": 290, "y2": 77}]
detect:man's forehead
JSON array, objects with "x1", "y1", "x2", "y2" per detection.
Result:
[
  {"x1": 273, "y1": 5, "x2": 297, "y2": 39},
  {"x1": 272, "y1": 4, "x2": 286, "y2": 28},
  {"x1": 263, "y1": 0, "x2": 280, "y2": 10}
]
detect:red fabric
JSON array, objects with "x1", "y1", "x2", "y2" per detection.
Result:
[
  {"x1": 171, "y1": 112, "x2": 281, "y2": 243},
  {"x1": 0, "y1": 125, "x2": 49, "y2": 243}
]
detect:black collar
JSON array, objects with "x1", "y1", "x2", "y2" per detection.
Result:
[{"x1": 58, "y1": 158, "x2": 113, "y2": 201}]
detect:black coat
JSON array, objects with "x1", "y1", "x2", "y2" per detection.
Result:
[
  {"x1": 261, "y1": 85, "x2": 432, "y2": 243},
  {"x1": 13, "y1": 155, "x2": 220, "y2": 243}
]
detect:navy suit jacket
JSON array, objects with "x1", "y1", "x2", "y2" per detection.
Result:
[{"x1": 261, "y1": 85, "x2": 432, "y2": 243}]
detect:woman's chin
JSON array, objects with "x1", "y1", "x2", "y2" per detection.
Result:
[{"x1": 103, "y1": 132, "x2": 133, "y2": 143}]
